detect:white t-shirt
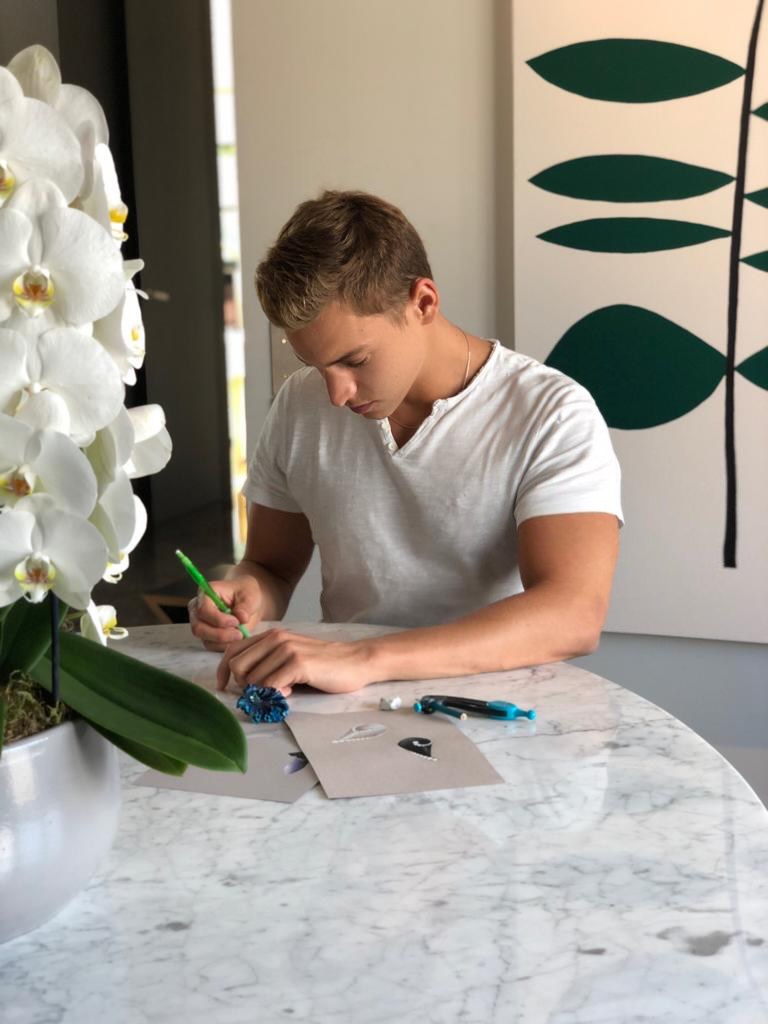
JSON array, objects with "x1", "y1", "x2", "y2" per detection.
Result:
[{"x1": 243, "y1": 340, "x2": 623, "y2": 627}]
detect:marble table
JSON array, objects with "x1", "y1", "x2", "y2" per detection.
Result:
[{"x1": 2, "y1": 622, "x2": 768, "y2": 1024}]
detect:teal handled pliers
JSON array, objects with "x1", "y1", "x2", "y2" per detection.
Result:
[{"x1": 413, "y1": 695, "x2": 536, "y2": 721}]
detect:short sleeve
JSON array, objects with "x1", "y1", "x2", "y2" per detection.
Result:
[
  {"x1": 241, "y1": 384, "x2": 303, "y2": 513},
  {"x1": 513, "y1": 382, "x2": 623, "y2": 527}
]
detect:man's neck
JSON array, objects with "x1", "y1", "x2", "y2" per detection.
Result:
[{"x1": 397, "y1": 318, "x2": 488, "y2": 419}]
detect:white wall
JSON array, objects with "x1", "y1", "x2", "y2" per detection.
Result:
[
  {"x1": 230, "y1": 0, "x2": 766, "y2": 804},
  {"x1": 232, "y1": 0, "x2": 500, "y2": 449}
]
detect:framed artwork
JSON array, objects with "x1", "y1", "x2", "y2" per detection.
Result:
[{"x1": 513, "y1": 0, "x2": 768, "y2": 641}]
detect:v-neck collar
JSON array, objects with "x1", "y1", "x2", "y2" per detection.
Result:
[{"x1": 374, "y1": 339, "x2": 500, "y2": 457}]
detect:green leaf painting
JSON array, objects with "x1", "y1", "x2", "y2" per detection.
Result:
[
  {"x1": 531, "y1": 156, "x2": 734, "y2": 202},
  {"x1": 737, "y1": 346, "x2": 768, "y2": 389},
  {"x1": 527, "y1": 39, "x2": 744, "y2": 102},
  {"x1": 545, "y1": 305, "x2": 726, "y2": 428},
  {"x1": 745, "y1": 187, "x2": 768, "y2": 209},
  {"x1": 538, "y1": 218, "x2": 730, "y2": 253},
  {"x1": 741, "y1": 249, "x2": 768, "y2": 271},
  {"x1": 526, "y1": 1, "x2": 767, "y2": 568}
]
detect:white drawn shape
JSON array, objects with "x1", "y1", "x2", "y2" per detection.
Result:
[{"x1": 332, "y1": 723, "x2": 387, "y2": 744}]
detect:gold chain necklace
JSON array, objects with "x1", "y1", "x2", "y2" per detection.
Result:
[{"x1": 389, "y1": 329, "x2": 471, "y2": 431}]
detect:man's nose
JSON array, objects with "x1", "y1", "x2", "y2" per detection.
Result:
[{"x1": 324, "y1": 369, "x2": 355, "y2": 407}]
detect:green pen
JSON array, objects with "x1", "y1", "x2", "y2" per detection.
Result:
[{"x1": 175, "y1": 548, "x2": 251, "y2": 639}]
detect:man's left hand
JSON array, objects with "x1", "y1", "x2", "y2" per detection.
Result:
[{"x1": 216, "y1": 628, "x2": 378, "y2": 695}]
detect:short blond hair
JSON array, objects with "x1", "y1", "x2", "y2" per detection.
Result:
[{"x1": 255, "y1": 190, "x2": 433, "y2": 330}]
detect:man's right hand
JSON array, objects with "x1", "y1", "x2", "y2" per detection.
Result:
[{"x1": 188, "y1": 576, "x2": 264, "y2": 651}]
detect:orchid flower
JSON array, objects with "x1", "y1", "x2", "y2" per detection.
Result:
[
  {"x1": 0, "y1": 45, "x2": 172, "y2": 623},
  {"x1": 125, "y1": 405, "x2": 172, "y2": 478},
  {"x1": 85, "y1": 410, "x2": 148, "y2": 566},
  {"x1": 0, "y1": 493, "x2": 107, "y2": 608},
  {"x1": 89, "y1": 467, "x2": 136, "y2": 564},
  {"x1": 85, "y1": 406, "x2": 134, "y2": 491},
  {"x1": 102, "y1": 496, "x2": 147, "y2": 583},
  {"x1": 87, "y1": 403, "x2": 170, "y2": 486},
  {"x1": 0, "y1": 68, "x2": 22, "y2": 105},
  {"x1": 92, "y1": 260, "x2": 146, "y2": 383},
  {"x1": 8, "y1": 46, "x2": 108, "y2": 143},
  {"x1": 0, "y1": 413, "x2": 97, "y2": 515},
  {"x1": 80, "y1": 601, "x2": 128, "y2": 645},
  {"x1": 0, "y1": 326, "x2": 124, "y2": 446},
  {"x1": 78, "y1": 143, "x2": 129, "y2": 244},
  {"x1": 7, "y1": 45, "x2": 108, "y2": 205},
  {"x1": 0, "y1": 68, "x2": 84, "y2": 208},
  {"x1": 0, "y1": 178, "x2": 125, "y2": 325}
]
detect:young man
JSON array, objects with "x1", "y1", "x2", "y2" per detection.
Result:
[{"x1": 189, "y1": 190, "x2": 622, "y2": 695}]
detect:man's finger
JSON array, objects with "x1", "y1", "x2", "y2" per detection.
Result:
[
  {"x1": 191, "y1": 615, "x2": 243, "y2": 647},
  {"x1": 194, "y1": 594, "x2": 240, "y2": 629},
  {"x1": 216, "y1": 633, "x2": 261, "y2": 689},
  {"x1": 215, "y1": 630, "x2": 281, "y2": 690},
  {"x1": 202, "y1": 639, "x2": 227, "y2": 652},
  {"x1": 228, "y1": 643, "x2": 292, "y2": 690}
]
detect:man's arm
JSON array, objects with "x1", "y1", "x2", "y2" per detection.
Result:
[
  {"x1": 225, "y1": 502, "x2": 315, "y2": 620},
  {"x1": 216, "y1": 511, "x2": 619, "y2": 692},
  {"x1": 364, "y1": 511, "x2": 619, "y2": 680}
]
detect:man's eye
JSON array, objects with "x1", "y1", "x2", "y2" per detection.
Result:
[{"x1": 347, "y1": 357, "x2": 368, "y2": 368}]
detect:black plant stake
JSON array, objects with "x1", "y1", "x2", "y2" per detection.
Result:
[
  {"x1": 50, "y1": 592, "x2": 60, "y2": 706},
  {"x1": 724, "y1": 0, "x2": 765, "y2": 567}
]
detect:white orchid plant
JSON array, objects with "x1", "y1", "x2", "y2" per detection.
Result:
[{"x1": 0, "y1": 46, "x2": 245, "y2": 775}]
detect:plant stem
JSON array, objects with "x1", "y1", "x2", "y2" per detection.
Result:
[
  {"x1": 725, "y1": 0, "x2": 765, "y2": 567},
  {"x1": 50, "y1": 593, "x2": 60, "y2": 706}
]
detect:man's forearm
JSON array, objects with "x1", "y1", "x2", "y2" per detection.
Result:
[
  {"x1": 225, "y1": 559, "x2": 293, "y2": 621},
  {"x1": 364, "y1": 584, "x2": 604, "y2": 683}
]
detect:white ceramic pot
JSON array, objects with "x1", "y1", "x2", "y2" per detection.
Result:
[{"x1": 0, "y1": 719, "x2": 122, "y2": 944}]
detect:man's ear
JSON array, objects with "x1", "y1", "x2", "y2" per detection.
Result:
[{"x1": 409, "y1": 277, "x2": 440, "y2": 325}]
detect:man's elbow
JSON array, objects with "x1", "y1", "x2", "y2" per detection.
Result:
[
  {"x1": 566, "y1": 599, "x2": 608, "y2": 657},
  {"x1": 572, "y1": 628, "x2": 601, "y2": 657}
]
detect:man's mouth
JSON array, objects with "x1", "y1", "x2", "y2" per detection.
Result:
[{"x1": 350, "y1": 402, "x2": 374, "y2": 414}]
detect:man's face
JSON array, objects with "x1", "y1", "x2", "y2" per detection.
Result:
[{"x1": 284, "y1": 300, "x2": 425, "y2": 418}]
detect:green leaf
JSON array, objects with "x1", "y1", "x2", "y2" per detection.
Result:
[
  {"x1": 737, "y1": 346, "x2": 768, "y2": 389},
  {"x1": 741, "y1": 250, "x2": 768, "y2": 272},
  {"x1": 86, "y1": 718, "x2": 188, "y2": 775},
  {"x1": 745, "y1": 187, "x2": 768, "y2": 210},
  {"x1": 527, "y1": 39, "x2": 744, "y2": 102},
  {"x1": 545, "y1": 304, "x2": 726, "y2": 428},
  {"x1": 0, "y1": 596, "x2": 69, "y2": 682},
  {"x1": 538, "y1": 217, "x2": 730, "y2": 253},
  {"x1": 530, "y1": 156, "x2": 734, "y2": 202},
  {"x1": 753, "y1": 102, "x2": 768, "y2": 120},
  {"x1": 30, "y1": 633, "x2": 247, "y2": 772}
]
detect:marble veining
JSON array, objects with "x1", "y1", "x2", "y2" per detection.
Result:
[{"x1": 1, "y1": 623, "x2": 767, "y2": 1023}]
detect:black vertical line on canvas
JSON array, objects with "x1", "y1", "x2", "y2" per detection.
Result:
[
  {"x1": 725, "y1": 0, "x2": 765, "y2": 567},
  {"x1": 50, "y1": 593, "x2": 60, "y2": 706}
]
